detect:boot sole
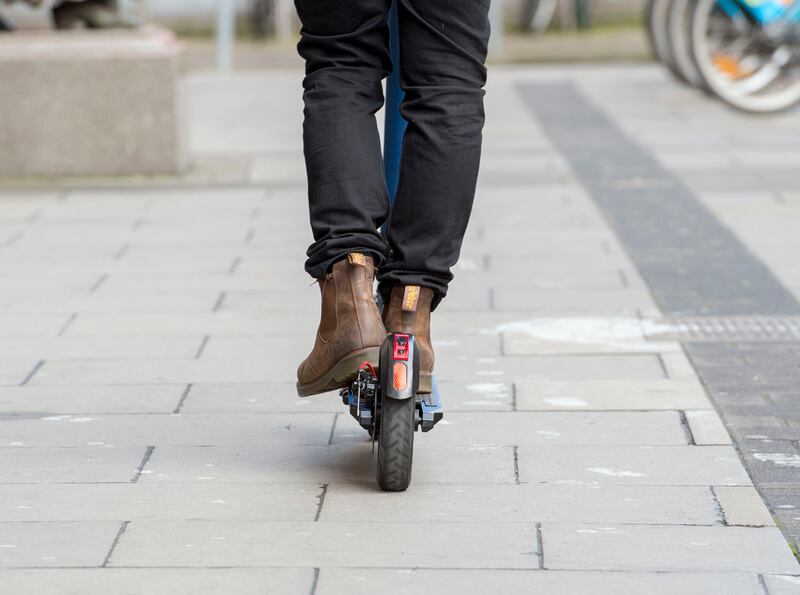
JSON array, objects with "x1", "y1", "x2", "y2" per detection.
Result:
[{"x1": 296, "y1": 347, "x2": 381, "y2": 398}]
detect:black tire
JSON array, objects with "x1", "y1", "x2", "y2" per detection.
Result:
[
  {"x1": 376, "y1": 396, "x2": 415, "y2": 492},
  {"x1": 52, "y1": 1, "x2": 119, "y2": 29}
]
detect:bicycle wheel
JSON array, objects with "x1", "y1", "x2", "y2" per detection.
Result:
[
  {"x1": 667, "y1": 0, "x2": 710, "y2": 88},
  {"x1": 690, "y1": 0, "x2": 800, "y2": 112},
  {"x1": 647, "y1": 0, "x2": 691, "y2": 83},
  {"x1": 376, "y1": 395, "x2": 414, "y2": 492}
]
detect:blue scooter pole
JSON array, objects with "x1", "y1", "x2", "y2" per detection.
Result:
[{"x1": 383, "y1": 1, "x2": 407, "y2": 206}]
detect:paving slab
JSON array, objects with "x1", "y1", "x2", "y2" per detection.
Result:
[
  {"x1": 0, "y1": 483, "x2": 320, "y2": 522},
  {"x1": 0, "y1": 521, "x2": 121, "y2": 568},
  {"x1": 109, "y1": 520, "x2": 539, "y2": 569},
  {"x1": 141, "y1": 444, "x2": 515, "y2": 485},
  {"x1": 322, "y1": 484, "x2": 718, "y2": 525},
  {"x1": 686, "y1": 410, "x2": 733, "y2": 445},
  {"x1": 335, "y1": 411, "x2": 687, "y2": 446},
  {"x1": 0, "y1": 385, "x2": 184, "y2": 415},
  {"x1": 515, "y1": 379, "x2": 711, "y2": 411},
  {"x1": 765, "y1": 574, "x2": 800, "y2": 595},
  {"x1": 517, "y1": 445, "x2": 752, "y2": 485},
  {"x1": 317, "y1": 569, "x2": 766, "y2": 595},
  {"x1": 714, "y1": 486, "x2": 775, "y2": 527},
  {"x1": 542, "y1": 524, "x2": 798, "y2": 573},
  {"x1": 0, "y1": 568, "x2": 314, "y2": 595},
  {"x1": 0, "y1": 447, "x2": 150, "y2": 484},
  {"x1": 0, "y1": 336, "x2": 205, "y2": 360},
  {"x1": 435, "y1": 352, "x2": 668, "y2": 383},
  {"x1": 0, "y1": 413, "x2": 334, "y2": 447}
]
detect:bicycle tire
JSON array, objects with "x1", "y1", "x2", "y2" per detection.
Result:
[
  {"x1": 667, "y1": 0, "x2": 710, "y2": 89},
  {"x1": 689, "y1": 0, "x2": 800, "y2": 112},
  {"x1": 646, "y1": 0, "x2": 691, "y2": 84}
]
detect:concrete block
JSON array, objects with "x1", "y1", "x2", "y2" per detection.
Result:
[
  {"x1": 0, "y1": 483, "x2": 321, "y2": 522},
  {"x1": 515, "y1": 379, "x2": 711, "y2": 411},
  {"x1": 714, "y1": 486, "x2": 776, "y2": 527},
  {"x1": 1, "y1": 413, "x2": 335, "y2": 447},
  {"x1": 0, "y1": 384, "x2": 183, "y2": 414},
  {"x1": 317, "y1": 569, "x2": 765, "y2": 595},
  {"x1": 334, "y1": 411, "x2": 688, "y2": 446},
  {"x1": 517, "y1": 445, "x2": 752, "y2": 485},
  {"x1": 765, "y1": 575, "x2": 800, "y2": 595},
  {"x1": 322, "y1": 484, "x2": 718, "y2": 525},
  {"x1": 109, "y1": 520, "x2": 539, "y2": 569},
  {"x1": 0, "y1": 568, "x2": 314, "y2": 595},
  {"x1": 0, "y1": 521, "x2": 120, "y2": 568},
  {"x1": 0, "y1": 446, "x2": 151, "y2": 483},
  {"x1": 141, "y1": 444, "x2": 515, "y2": 485},
  {"x1": 542, "y1": 524, "x2": 799, "y2": 573},
  {"x1": 0, "y1": 28, "x2": 185, "y2": 177},
  {"x1": 686, "y1": 410, "x2": 732, "y2": 445}
]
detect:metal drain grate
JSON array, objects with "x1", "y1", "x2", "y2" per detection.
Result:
[{"x1": 646, "y1": 317, "x2": 800, "y2": 342}]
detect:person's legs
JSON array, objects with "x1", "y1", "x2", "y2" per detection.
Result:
[
  {"x1": 296, "y1": 0, "x2": 393, "y2": 278},
  {"x1": 294, "y1": 0, "x2": 392, "y2": 397},
  {"x1": 377, "y1": 0, "x2": 491, "y2": 308}
]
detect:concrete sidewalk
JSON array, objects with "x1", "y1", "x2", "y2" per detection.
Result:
[{"x1": 1, "y1": 66, "x2": 799, "y2": 594}]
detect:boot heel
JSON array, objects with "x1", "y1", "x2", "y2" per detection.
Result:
[{"x1": 418, "y1": 371, "x2": 433, "y2": 394}]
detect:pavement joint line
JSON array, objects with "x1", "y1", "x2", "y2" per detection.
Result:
[
  {"x1": 655, "y1": 354, "x2": 670, "y2": 379},
  {"x1": 130, "y1": 218, "x2": 146, "y2": 231},
  {"x1": 194, "y1": 335, "x2": 210, "y2": 359},
  {"x1": 327, "y1": 413, "x2": 340, "y2": 447},
  {"x1": 3, "y1": 229, "x2": 24, "y2": 247},
  {"x1": 172, "y1": 384, "x2": 194, "y2": 415},
  {"x1": 309, "y1": 567, "x2": 320, "y2": 595},
  {"x1": 243, "y1": 229, "x2": 255, "y2": 244},
  {"x1": 678, "y1": 411, "x2": 696, "y2": 446},
  {"x1": 113, "y1": 243, "x2": 130, "y2": 261},
  {"x1": 25, "y1": 209, "x2": 43, "y2": 224},
  {"x1": 56, "y1": 313, "x2": 78, "y2": 338},
  {"x1": 228, "y1": 256, "x2": 242, "y2": 275},
  {"x1": 709, "y1": 486, "x2": 727, "y2": 526},
  {"x1": 487, "y1": 287, "x2": 495, "y2": 310},
  {"x1": 314, "y1": 484, "x2": 329, "y2": 523},
  {"x1": 130, "y1": 446, "x2": 155, "y2": 483},
  {"x1": 88, "y1": 273, "x2": 109, "y2": 294},
  {"x1": 211, "y1": 291, "x2": 226, "y2": 312},
  {"x1": 758, "y1": 573, "x2": 771, "y2": 595},
  {"x1": 617, "y1": 269, "x2": 629, "y2": 288},
  {"x1": 535, "y1": 522, "x2": 544, "y2": 570},
  {"x1": 101, "y1": 520, "x2": 130, "y2": 568},
  {"x1": 18, "y1": 360, "x2": 44, "y2": 387},
  {"x1": 512, "y1": 446, "x2": 520, "y2": 485}
]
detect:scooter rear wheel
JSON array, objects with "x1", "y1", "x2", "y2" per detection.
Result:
[{"x1": 376, "y1": 396, "x2": 415, "y2": 492}]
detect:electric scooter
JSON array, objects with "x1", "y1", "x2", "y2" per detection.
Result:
[{"x1": 340, "y1": 332, "x2": 443, "y2": 491}]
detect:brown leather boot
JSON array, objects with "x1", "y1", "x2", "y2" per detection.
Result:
[
  {"x1": 297, "y1": 253, "x2": 386, "y2": 397},
  {"x1": 383, "y1": 285, "x2": 434, "y2": 393}
]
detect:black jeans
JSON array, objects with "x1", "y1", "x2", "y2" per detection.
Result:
[{"x1": 295, "y1": 0, "x2": 490, "y2": 309}]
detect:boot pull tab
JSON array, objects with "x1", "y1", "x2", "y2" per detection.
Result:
[
  {"x1": 402, "y1": 286, "x2": 420, "y2": 312},
  {"x1": 347, "y1": 253, "x2": 366, "y2": 267}
]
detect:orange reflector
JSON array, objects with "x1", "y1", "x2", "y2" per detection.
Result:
[{"x1": 393, "y1": 363, "x2": 407, "y2": 391}]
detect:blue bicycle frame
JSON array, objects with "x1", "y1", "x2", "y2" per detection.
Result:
[{"x1": 718, "y1": 0, "x2": 800, "y2": 26}]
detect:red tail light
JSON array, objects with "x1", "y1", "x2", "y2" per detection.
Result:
[{"x1": 392, "y1": 334, "x2": 410, "y2": 360}]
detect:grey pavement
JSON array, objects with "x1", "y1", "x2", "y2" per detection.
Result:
[{"x1": 1, "y1": 64, "x2": 800, "y2": 593}]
